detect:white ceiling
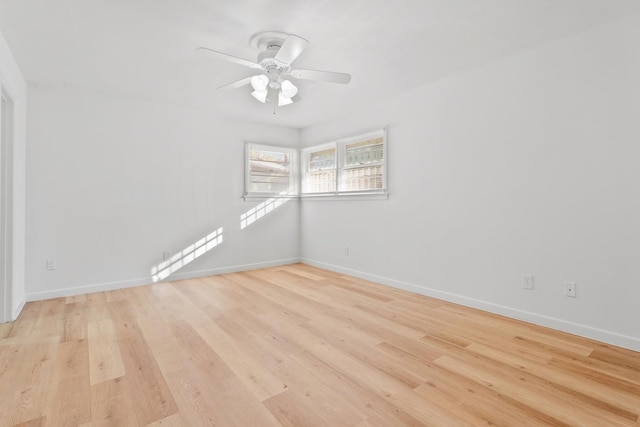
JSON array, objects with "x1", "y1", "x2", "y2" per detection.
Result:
[{"x1": 1, "y1": 0, "x2": 638, "y2": 128}]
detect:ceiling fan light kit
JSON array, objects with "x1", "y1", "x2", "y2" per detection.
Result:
[
  {"x1": 250, "y1": 74, "x2": 269, "y2": 91},
  {"x1": 197, "y1": 30, "x2": 351, "y2": 109},
  {"x1": 278, "y1": 92, "x2": 294, "y2": 106},
  {"x1": 251, "y1": 89, "x2": 268, "y2": 103}
]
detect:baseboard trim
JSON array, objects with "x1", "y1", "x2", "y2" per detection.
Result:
[
  {"x1": 301, "y1": 258, "x2": 640, "y2": 352},
  {"x1": 26, "y1": 258, "x2": 301, "y2": 302},
  {"x1": 160, "y1": 258, "x2": 301, "y2": 282},
  {"x1": 12, "y1": 296, "x2": 25, "y2": 321}
]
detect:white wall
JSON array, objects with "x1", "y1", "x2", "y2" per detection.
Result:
[
  {"x1": 26, "y1": 87, "x2": 300, "y2": 299},
  {"x1": 0, "y1": 30, "x2": 27, "y2": 321},
  {"x1": 300, "y1": 14, "x2": 640, "y2": 351}
]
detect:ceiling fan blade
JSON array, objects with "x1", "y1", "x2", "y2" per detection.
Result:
[
  {"x1": 274, "y1": 35, "x2": 309, "y2": 65},
  {"x1": 217, "y1": 76, "x2": 254, "y2": 90},
  {"x1": 290, "y1": 68, "x2": 351, "y2": 84},
  {"x1": 196, "y1": 47, "x2": 262, "y2": 69}
]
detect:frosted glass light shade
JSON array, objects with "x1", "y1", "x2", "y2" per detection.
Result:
[
  {"x1": 278, "y1": 92, "x2": 293, "y2": 106},
  {"x1": 252, "y1": 90, "x2": 268, "y2": 103},
  {"x1": 280, "y1": 80, "x2": 298, "y2": 98},
  {"x1": 250, "y1": 74, "x2": 269, "y2": 91}
]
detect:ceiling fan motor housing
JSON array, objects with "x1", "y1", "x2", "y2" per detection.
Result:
[{"x1": 257, "y1": 46, "x2": 289, "y2": 72}]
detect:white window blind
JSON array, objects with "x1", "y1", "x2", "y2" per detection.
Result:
[
  {"x1": 245, "y1": 143, "x2": 297, "y2": 196},
  {"x1": 341, "y1": 135, "x2": 384, "y2": 192},
  {"x1": 302, "y1": 144, "x2": 336, "y2": 194},
  {"x1": 301, "y1": 129, "x2": 386, "y2": 197}
]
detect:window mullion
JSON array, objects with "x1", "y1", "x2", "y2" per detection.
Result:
[{"x1": 336, "y1": 141, "x2": 344, "y2": 192}]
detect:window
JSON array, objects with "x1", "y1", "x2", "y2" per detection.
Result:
[
  {"x1": 245, "y1": 143, "x2": 297, "y2": 197},
  {"x1": 341, "y1": 132, "x2": 385, "y2": 192},
  {"x1": 244, "y1": 129, "x2": 386, "y2": 200},
  {"x1": 302, "y1": 129, "x2": 386, "y2": 196},
  {"x1": 302, "y1": 143, "x2": 336, "y2": 194}
]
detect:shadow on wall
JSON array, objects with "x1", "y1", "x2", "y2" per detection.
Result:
[{"x1": 151, "y1": 227, "x2": 224, "y2": 282}]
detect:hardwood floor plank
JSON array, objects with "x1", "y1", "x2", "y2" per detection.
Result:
[
  {"x1": 0, "y1": 264, "x2": 638, "y2": 426},
  {"x1": 104, "y1": 289, "x2": 127, "y2": 302},
  {"x1": 142, "y1": 282, "x2": 212, "y2": 329},
  {"x1": 229, "y1": 272, "x2": 327, "y2": 320},
  {"x1": 0, "y1": 336, "x2": 58, "y2": 425},
  {"x1": 170, "y1": 321, "x2": 283, "y2": 426},
  {"x1": 589, "y1": 345, "x2": 640, "y2": 372},
  {"x1": 300, "y1": 320, "x2": 426, "y2": 388},
  {"x1": 7, "y1": 301, "x2": 45, "y2": 338},
  {"x1": 11, "y1": 416, "x2": 45, "y2": 427},
  {"x1": 255, "y1": 269, "x2": 329, "y2": 293},
  {"x1": 87, "y1": 319, "x2": 126, "y2": 385},
  {"x1": 66, "y1": 294, "x2": 87, "y2": 304},
  {"x1": 145, "y1": 412, "x2": 190, "y2": 426},
  {"x1": 413, "y1": 364, "x2": 561, "y2": 426},
  {"x1": 109, "y1": 300, "x2": 178, "y2": 424},
  {"x1": 434, "y1": 354, "x2": 636, "y2": 426},
  {"x1": 215, "y1": 307, "x2": 311, "y2": 365},
  {"x1": 168, "y1": 279, "x2": 227, "y2": 322},
  {"x1": 283, "y1": 350, "x2": 429, "y2": 427},
  {"x1": 274, "y1": 264, "x2": 327, "y2": 280},
  {"x1": 85, "y1": 292, "x2": 108, "y2": 304},
  {"x1": 84, "y1": 299, "x2": 112, "y2": 324},
  {"x1": 194, "y1": 322, "x2": 289, "y2": 401},
  {"x1": 90, "y1": 376, "x2": 138, "y2": 427},
  {"x1": 547, "y1": 354, "x2": 640, "y2": 388},
  {"x1": 467, "y1": 342, "x2": 640, "y2": 417},
  {"x1": 62, "y1": 302, "x2": 88, "y2": 342},
  {"x1": 45, "y1": 339, "x2": 92, "y2": 426},
  {"x1": 328, "y1": 279, "x2": 395, "y2": 303},
  {"x1": 0, "y1": 320, "x2": 14, "y2": 339},
  {"x1": 302, "y1": 340, "x2": 474, "y2": 426},
  {"x1": 264, "y1": 387, "x2": 364, "y2": 427},
  {"x1": 170, "y1": 366, "x2": 282, "y2": 427},
  {"x1": 340, "y1": 275, "x2": 435, "y2": 304},
  {"x1": 169, "y1": 321, "x2": 235, "y2": 381},
  {"x1": 269, "y1": 354, "x2": 371, "y2": 424},
  {"x1": 30, "y1": 298, "x2": 65, "y2": 338}
]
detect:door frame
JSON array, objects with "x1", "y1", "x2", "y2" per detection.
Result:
[{"x1": 0, "y1": 82, "x2": 14, "y2": 323}]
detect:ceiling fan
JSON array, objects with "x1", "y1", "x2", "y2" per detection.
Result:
[{"x1": 196, "y1": 31, "x2": 351, "y2": 107}]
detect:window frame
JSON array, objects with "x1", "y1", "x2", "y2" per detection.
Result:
[
  {"x1": 301, "y1": 141, "x2": 338, "y2": 195},
  {"x1": 243, "y1": 129, "x2": 388, "y2": 201},
  {"x1": 244, "y1": 142, "x2": 298, "y2": 199},
  {"x1": 301, "y1": 129, "x2": 387, "y2": 198}
]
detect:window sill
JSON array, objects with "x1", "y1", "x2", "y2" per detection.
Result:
[
  {"x1": 300, "y1": 192, "x2": 388, "y2": 201},
  {"x1": 243, "y1": 192, "x2": 389, "y2": 202},
  {"x1": 243, "y1": 194, "x2": 298, "y2": 202}
]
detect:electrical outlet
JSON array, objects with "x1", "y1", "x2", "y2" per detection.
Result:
[
  {"x1": 522, "y1": 274, "x2": 534, "y2": 290},
  {"x1": 564, "y1": 282, "x2": 576, "y2": 298},
  {"x1": 344, "y1": 246, "x2": 350, "y2": 256},
  {"x1": 46, "y1": 260, "x2": 56, "y2": 271},
  {"x1": 163, "y1": 251, "x2": 172, "y2": 261}
]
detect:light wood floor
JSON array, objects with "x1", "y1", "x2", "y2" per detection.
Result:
[{"x1": 1, "y1": 264, "x2": 639, "y2": 426}]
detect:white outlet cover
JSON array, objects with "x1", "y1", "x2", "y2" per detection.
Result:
[
  {"x1": 565, "y1": 282, "x2": 577, "y2": 297},
  {"x1": 522, "y1": 274, "x2": 534, "y2": 290}
]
